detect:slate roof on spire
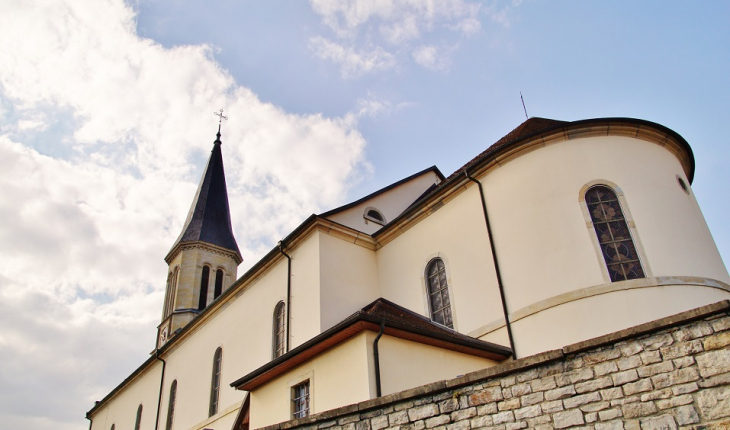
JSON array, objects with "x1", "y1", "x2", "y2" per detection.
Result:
[{"x1": 168, "y1": 131, "x2": 241, "y2": 259}]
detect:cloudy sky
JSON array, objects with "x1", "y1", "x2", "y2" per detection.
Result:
[{"x1": 1, "y1": 1, "x2": 729, "y2": 428}]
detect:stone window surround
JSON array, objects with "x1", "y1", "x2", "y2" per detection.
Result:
[
  {"x1": 579, "y1": 179, "x2": 652, "y2": 284},
  {"x1": 363, "y1": 206, "x2": 387, "y2": 225},
  {"x1": 421, "y1": 252, "x2": 459, "y2": 331}
]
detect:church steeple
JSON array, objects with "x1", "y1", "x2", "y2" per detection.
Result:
[
  {"x1": 166, "y1": 128, "x2": 241, "y2": 261},
  {"x1": 157, "y1": 124, "x2": 242, "y2": 348}
]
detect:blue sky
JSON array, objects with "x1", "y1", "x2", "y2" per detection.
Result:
[{"x1": 0, "y1": 1, "x2": 729, "y2": 429}]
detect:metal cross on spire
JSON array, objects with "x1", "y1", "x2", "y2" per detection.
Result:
[{"x1": 213, "y1": 108, "x2": 228, "y2": 143}]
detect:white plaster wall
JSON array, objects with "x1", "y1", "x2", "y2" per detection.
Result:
[
  {"x1": 250, "y1": 333, "x2": 372, "y2": 429},
  {"x1": 510, "y1": 284, "x2": 730, "y2": 357},
  {"x1": 326, "y1": 171, "x2": 440, "y2": 234},
  {"x1": 482, "y1": 136, "x2": 730, "y2": 313},
  {"x1": 319, "y1": 233, "x2": 379, "y2": 331},
  {"x1": 89, "y1": 361, "x2": 162, "y2": 430},
  {"x1": 92, "y1": 232, "x2": 324, "y2": 430},
  {"x1": 376, "y1": 185, "x2": 506, "y2": 337},
  {"x1": 374, "y1": 333, "x2": 499, "y2": 397},
  {"x1": 474, "y1": 135, "x2": 730, "y2": 356}
]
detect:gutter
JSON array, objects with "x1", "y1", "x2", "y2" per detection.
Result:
[
  {"x1": 464, "y1": 171, "x2": 517, "y2": 358},
  {"x1": 278, "y1": 241, "x2": 293, "y2": 353},
  {"x1": 373, "y1": 322, "x2": 385, "y2": 397}
]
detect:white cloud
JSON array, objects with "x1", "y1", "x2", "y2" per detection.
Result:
[
  {"x1": 309, "y1": 36, "x2": 397, "y2": 78},
  {"x1": 310, "y1": 0, "x2": 481, "y2": 43},
  {"x1": 0, "y1": 0, "x2": 370, "y2": 428},
  {"x1": 411, "y1": 45, "x2": 450, "y2": 71},
  {"x1": 308, "y1": 0, "x2": 481, "y2": 75}
]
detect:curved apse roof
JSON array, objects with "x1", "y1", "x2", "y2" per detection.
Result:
[{"x1": 444, "y1": 117, "x2": 695, "y2": 184}]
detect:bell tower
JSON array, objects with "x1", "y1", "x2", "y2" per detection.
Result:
[{"x1": 157, "y1": 123, "x2": 242, "y2": 348}]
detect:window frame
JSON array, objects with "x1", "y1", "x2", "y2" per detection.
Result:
[
  {"x1": 198, "y1": 265, "x2": 211, "y2": 310},
  {"x1": 165, "y1": 380, "x2": 177, "y2": 430},
  {"x1": 134, "y1": 404, "x2": 143, "y2": 430},
  {"x1": 424, "y1": 257, "x2": 455, "y2": 329},
  {"x1": 363, "y1": 206, "x2": 386, "y2": 225},
  {"x1": 272, "y1": 301, "x2": 286, "y2": 359},
  {"x1": 209, "y1": 347, "x2": 222, "y2": 417},
  {"x1": 214, "y1": 268, "x2": 224, "y2": 300},
  {"x1": 579, "y1": 181, "x2": 651, "y2": 283},
  {"x1": 291, "y1": 380, "x2": 310, "y2": 419},
  {"x1": 163, "y1": 267, "x2": 179, "y2": 319}
]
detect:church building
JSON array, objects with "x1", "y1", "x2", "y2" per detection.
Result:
[{"x1": 86, "y1": 117, "x2": 730, "y2": 430}]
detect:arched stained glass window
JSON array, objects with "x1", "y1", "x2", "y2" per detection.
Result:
[
  {"x1": 198, "y1": 266, "x2": 210, "y2": 310},
  {"x1": 272, "y1": 301, "x2": 286, "y2": 359},
  {"x1": 134, "y1": 404, "x2": 143, "y2": 430},
  {"x1": 426, "y1": 258, "x2": 453, "y2": 328},
  {"x1": 585, "y1": 186, "x2": 645, "y2": 282},
  {"x1": 209, "y1": 347, "x2": 222, "y2": 417},
  {"x1": 214, "y1": 269, "x2": 224, "y2": 300},
  {"x1": 165, "y1": 380, "x2": 177, "y2": 430}
]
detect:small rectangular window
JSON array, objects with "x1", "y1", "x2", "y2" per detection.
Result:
[{"x1": 292, "y1": 380, "x2": 310, "y2": 419}]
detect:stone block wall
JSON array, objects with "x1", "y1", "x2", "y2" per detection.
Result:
[{"x1": 260, "y1": 301, "x2": 730, "y2": 430}]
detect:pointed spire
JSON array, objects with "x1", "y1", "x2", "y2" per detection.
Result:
[{"x1": 167, "y1": 129, "x2": 241, "y2": 261}]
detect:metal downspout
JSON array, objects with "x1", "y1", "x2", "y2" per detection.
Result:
[
  {"x1": 464, "y1": 171, "x2": 518, "y2": 358},
  {"x1": 373, "y1": 322, "x2": 386, "y2": 397},
  {"x1": 278, "y1": 241, "x2": 292, "y2": 353},
  {"x1": 154, "y1": 351, "x2": 167, "y2": 430}
]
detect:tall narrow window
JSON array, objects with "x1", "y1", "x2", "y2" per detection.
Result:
[
  {"x1": 164, "y1": 267, "x2": 179, "y2": 318},
  {"x1": 165, "y1": 380, "x2": 177, "y2": 430},
  {"x1": 426, "y1": 258, "x2": 453, "y2": 328},
  {"x1": 214, "y1": 269, "x2": 224, "y2": 300},
  {"x1": 198, "y1": 266, "x2": 210, "y2": 310},
  {"x1": 209, "y1": 347, "x2": 222, "y2": 417},
  {"x1": 292, "y1": 380, "x2": 310, "y2": 419},
  {"x1": 110, "y1": 425, "x2": 115, "y2": 430},
  {"x1": 272, "y1": 301, "x2": 286, "y2": 358},
  {"x1": 134, "y1": 404, "x2": 143, "y2": 430},
  {"x1": 585, "y1": 186, "x2": 645, "y2": 281}
]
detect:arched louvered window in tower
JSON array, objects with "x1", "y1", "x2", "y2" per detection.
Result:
[
  {"x1": 110, "y1": 425, "x2": 115, "y2": 430},
  {"x1": 198, "y1": 266, "x2": 210, "y2": 310},
  {"x1": 214, "y1": 269, "x2": 224, "y2": 300},
  {"x1": 164, "y1": 267, "x2": 179, "y2": 318},
  {"x1": 272, "y1": 301, "x2": 286, "y2": 359},
  {"x1": 209, "y1": 347, "x2": 222, "y2": 417},
  {"x1": 426, "y1": 258, "x2": 453, "y2": 328},
  {"x1": 134, "y1": 404, "x2": 143, "y2": 430},
  {"x1": 165, "y1": 380, "x2": 177, "y2": 430},
  {"x1": 585, "y1": 185, "x2": 645, "y2": 282}
]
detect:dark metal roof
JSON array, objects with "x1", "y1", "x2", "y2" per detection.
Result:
[
  {"x1": 230, "y1": 297, "x2": 512, "y2": 391},
  {"x1": 168, "y1": 131, "x2": 241, "y2": 258},
  {"x1": 319, "y1": 166, "x2": 444, "y2": 218}
]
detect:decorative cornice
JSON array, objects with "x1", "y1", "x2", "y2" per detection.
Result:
[
  {"x1": 165, "y1": 240, "x2": 243, "y2": 265},
  {"x1": 468, "y1": 276, "x2": 730, "y2": 338}
]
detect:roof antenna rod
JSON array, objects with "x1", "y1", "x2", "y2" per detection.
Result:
[{"x1": 520, "y1": 92, "x2": 529, "y2": 120}]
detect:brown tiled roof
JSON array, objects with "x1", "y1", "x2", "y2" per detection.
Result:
[
  {"x1": 444, "y1": 117, "x2": 567, "y2": 182},
  {"x1": 230, "y1": 298, "x2": 511, "y2": 391}
]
